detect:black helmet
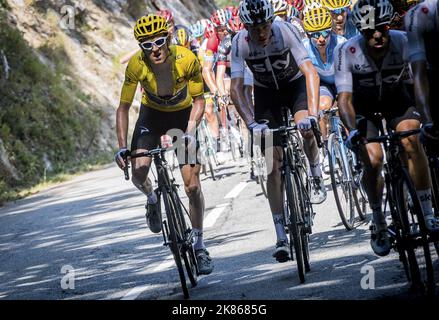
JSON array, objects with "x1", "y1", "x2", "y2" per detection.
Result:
[
  {"x1": 239, "y1": 0, "x2": 275, "y2": 26},
  {"x1": 351, "y1": 0, "x2": 394, "y2": 30}
]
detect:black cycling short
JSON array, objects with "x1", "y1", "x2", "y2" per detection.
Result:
[
  {"x1": 131, "y1": 105, "x2": 200, "y2": 165},
  {"x1": 356, "y1": 107, "x2": 422, "y2": 139},
  {"x1": 353, "y1": 85, "x2": 414, "y2": 115},
  {"x1": 254, "y1": 76, "x2": 308, "y2": 148}
]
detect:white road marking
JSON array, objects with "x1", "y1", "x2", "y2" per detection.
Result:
[
  {"x1": 204, "y1": 203, "x2": 229, "y2": 228},
  {"x1": 224, "y1": 182, "x2": 248, "y2": 199},
  {"x1": 121, "y1": 179, "x2": 248, "y2": 300},
  {"x1": 121, "y1": 285, "x2": 151, "y2": 300}
]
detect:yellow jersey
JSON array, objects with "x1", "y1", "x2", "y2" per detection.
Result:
[{"x1": 120, "y1": 45, "x2": 204, "y2": 112}]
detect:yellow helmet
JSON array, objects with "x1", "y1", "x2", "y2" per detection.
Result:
[
  {"x1": 303, "y1": 6, "x2": 332, "y2": 32},
  {"x1": 174, "y1": 26, "x2": 190, "y2": 48},
  {"x1": 134, "y1": 14, "x2": 169, "y2": 41},
  {"x1": 322, "y1": 0, "x2": 351, "y2": 10}
]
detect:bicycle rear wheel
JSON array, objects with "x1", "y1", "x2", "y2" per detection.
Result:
[
  {"x1": 396, "y1": 168, "x2": 435, "y2": 294},
  {"x1": 328, "y1": 133, "x2": 357, "y2": 230}
]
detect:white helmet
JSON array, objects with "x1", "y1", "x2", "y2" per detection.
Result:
[{"x1": 271, "y1": 0, "x2": 289, "y2": 14}]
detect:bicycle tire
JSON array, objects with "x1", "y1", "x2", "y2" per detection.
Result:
[
  {"x1": 328, "y1": 133, "x2": 357, "y2": 230},
  {"x1": 396, "y1": 168, "x2": 435, "y2": 294},
  {"x1": 162, "y1": 189, "x2": 189, "y2": 298},
  {"x1": 184, "y1": 242, "x2": 198, "y2": 287},
  {"x1": 284, "y1": 166, "x2": 306, "y2": 283},
  {"x1": 170, "y1": 187, "x2": 199, "y2": 288},
  {"x1": 385, "y1": 178, "x2": 412, "y2": 284},
  {"x1": 293, "y1": 170, "x2": 311, "y2": 272}
]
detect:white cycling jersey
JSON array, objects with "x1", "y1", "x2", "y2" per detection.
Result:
[
  {"x1": 334, "y1": 30, "x2": 410, "y2": 100},
  {"x1": 405, "y1": 0, "x2": 439, "y2": 70},
  {"x1": 231, "y1": 20, "x2": 310, "y2": 90}
]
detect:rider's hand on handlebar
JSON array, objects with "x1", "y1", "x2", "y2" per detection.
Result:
[
  {"x1": 297, "y1": 116, "x2": 318, "y2": 131},
  {"x1": 115, "y1": 148, "x2": 130, "y2": 169},
  {"x1": 248, "y1": 121, "x2": 269, "y2": 137},
  {"x1": 345, "y1": 129, "x2": 362, "y2": 150}
]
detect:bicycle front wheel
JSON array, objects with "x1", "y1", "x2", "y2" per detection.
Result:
[
  {"x1": 284, "y1": 167, "x2": 306, "y2": 283},
  {"x1": 328, "y1": 133, "x2": 357, "y2": 230},
  {"x1": 162, "y1": 189, "x2": 190, "y2": 299}
]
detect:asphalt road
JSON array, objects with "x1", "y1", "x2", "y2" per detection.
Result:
[{"x1": 0, "y1": 153, "x2": 438, "y2": 300}]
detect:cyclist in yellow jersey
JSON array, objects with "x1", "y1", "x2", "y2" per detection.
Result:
[{"x1": 115, "y1": 14, "x2": 214, "y2": 275}]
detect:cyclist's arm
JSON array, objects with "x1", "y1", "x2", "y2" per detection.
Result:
[
  {"x1": 186, "y1": 56, "x2": 206, "y2": 134},
  {"x1": 117, "y1": 59, "x2": 139, "y2": 148},
  {"x1": 230, "y1": 33, "x2": 253, "y2": 126},
  {"x1": 298, "y1": 60, "x2": 320, "y2": 117},
  {"x1": 116, "y1": 102, "x2": 131, "y2": 149},
  {"x1": 231, "y1": 77, "x2": 254, "y2": 126},
  {"x1": 186, "y1": 95, "x2": 206, "y2": 135},
  {"x1": 334, "y1": 42, "x2": 356, "y2": 130},
  {"x1": 411, "y1": 60, "x2": 432, "y2": 124},
  {"x1": 202, "y1": 58, "x2": 218, "y2": 94},
  {"x1": 337, "y1": 92, "x2": 357, "y2": 131},
  {"x1": 216, "y1": 64, "x2": 227, "y2": 97},
  {"x1": 405, "y1": 7, "x2": 432, "y2": 124}
]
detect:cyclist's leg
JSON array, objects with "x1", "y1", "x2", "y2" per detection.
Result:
[
  {"x1": 356, "y1": 115, "x2": 391, "y2": 255},
  {"x1": 254, "y1": 85, "x2": 289, "y2": 261},
  {"x1": 204, "y1": 94, "x2": 220, "y2": 141},
  {"x1": 131, "y1": 106, "x2": 162, "y2": 232},
  {"x1": 318, "y1": 84, "x2": 335, "y2": 143},
  {"x1": 392, "y1": 110, "x2": 435, "y2": 228}
]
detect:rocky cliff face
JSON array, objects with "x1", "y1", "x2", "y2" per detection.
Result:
[{"x1": 0, "y1": 0, "x2": 217, "y2": 202}]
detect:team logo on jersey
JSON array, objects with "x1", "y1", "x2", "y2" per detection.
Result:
[
  {"x1": 350, "y1": 47, "x2": 356, "y2": 54},
  {"x1": 354, "y1": 64, "x2": 369, "y2": 71},
  {"x1": 422, "y1": 7, "x2": 429, "y2": 14}
]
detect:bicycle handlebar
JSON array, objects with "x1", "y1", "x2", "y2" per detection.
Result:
[
  {"x1": 361, "y1": 129, "x2": 421, "y2": 145},
  {"x1": 122, "y1": 147, "x2": 170, "y2": 181}
]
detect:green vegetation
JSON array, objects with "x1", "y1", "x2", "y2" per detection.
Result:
[{"x1": 0, "y1": 10, "x2": 111, "y2": 205}]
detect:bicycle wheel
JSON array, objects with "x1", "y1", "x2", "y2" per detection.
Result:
[
  {"x1": 170, "y1": 187, "x2": 198, "y2": 288},
  {"x1": 396, "y1": 168, "x2": 435, "y2": 294},
  {"x1": 162, "y1": 189, "x2": 189, "y2": 298},
  {"x1": 284, "y1": 166, "x2": 306, "y2": 283},
  {"x1": 293, "y1": 169, "x2": 311, "y2": 273},
  {"x1": 328, "y1": 133, "x2": 357, "y2": 230}
]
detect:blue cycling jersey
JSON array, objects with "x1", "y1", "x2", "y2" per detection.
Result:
[{"x1": 302, "y1": 33, "x2": 346, "y2": 85}]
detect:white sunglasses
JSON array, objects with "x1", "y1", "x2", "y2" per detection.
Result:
[{"x1": 139, "y1": 36, "x2": 168, "y2": 51}]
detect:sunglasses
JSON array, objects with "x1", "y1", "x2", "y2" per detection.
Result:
[
  {"x1": 139, "y1": 36, "x2": 168, "y2": 51},
  {"x1": 309, "y1": 29, "x2": 331, "y2": 39},
  {"x1": 361, "y1": 24, "x2": 390, "y2": 38},
  {"x1": 331, "y1": 7, "x2": 348, "y2": 15}
]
